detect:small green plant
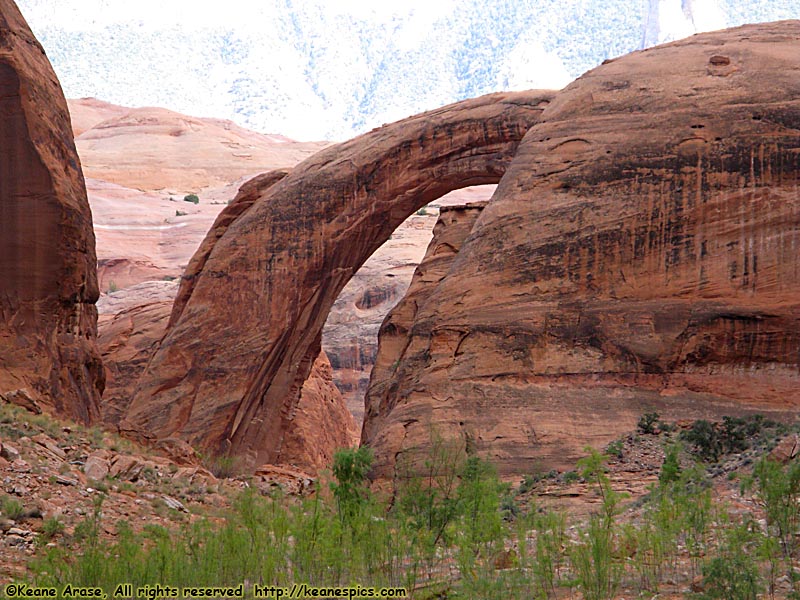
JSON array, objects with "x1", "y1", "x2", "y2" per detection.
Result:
[
  {"x1": 605, "y1": 439, "x2": 624, "y2": 459},
  {"x1": 41, "y1": 516, "x2": 65, "y2": 541},
  {"x1": 175, "y1": 210, "x2": 188, "y2": 216},
  {"x1": 699, "y1": 522, "x2": 762, "y2": 600},
  {"x1": 659, "y1": 443, "x2": 682, "y2": 486},
  {"x1": 563, "y1": 470, "x2": 580, "y2": 484},
  {"x1": 183, "y1": 193, "x2": 200, "y2": 204},
  {"x1": 330, "y1": 446, "x2": 373, "y2": 525},
  {"x1": 1, "y1": 495, "x2": 25, "y2": 520},
  {"x1": 571, "y1": 514, "x2": 622, "y2": 600},
  {"x1": 203, "y1": 454, "x2": 238, "y2": 479},
  {"x1": 415, "y1": 206, "x2": 428, "y2": 216},
  {"x1": 107, "y1": 280, "x2": 118, "y2": 294}
]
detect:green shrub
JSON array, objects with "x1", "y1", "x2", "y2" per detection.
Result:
[
  {"x1": 571, "y1": 515, "x2": 622, "y2": 600},
  {"x1": 330, "y1": 446, "x2": 373, "y2": 525},
  {"x1": 681, "y1": 420, "x2": 723, "y2": 462},
  {"x1": 659, "y1": 443, "x2": 682, "y2": 486},
  {"x1": 605, "y1": 439, "x2": 624, "y2": 459},
  {"x1": 183, "y1": 193, "x2": 199, "y2": 204},
  {"x1": 699, "y1": 522, "x2": 762, "y2": 600},
  {"x1": 41, "y1": 516, "x2": 65, "y2": 541},
  {"x1": 637, "y1": 412, "x2": 660, "y2": 435}
]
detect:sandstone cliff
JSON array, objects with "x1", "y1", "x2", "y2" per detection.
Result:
[
  {"x1": 362, "y1": 21, "x2": 800, "y2": 478},
  {"x1": 0, "y1": 0, "x2": 103, "y2": 421}
]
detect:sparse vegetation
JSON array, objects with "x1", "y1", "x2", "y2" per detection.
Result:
[
  {"x1": 106, "y1": 280, "x2": 118, "y2": 294},
  {"x1": 637, "y1": 411, "x2": 660, "y2": 435},
  {"x1": 175, "y1": 209, "x2": 187, "y2": 216},
  {"x1": 1, "y1": 494, "x2": 25, "y2": 521},
  {"x1": 6, "y1": 416, "x2": 799, "y2": 599},
  {"x1": 183, "y1": 193, "x2": 199, "y2": 204}
]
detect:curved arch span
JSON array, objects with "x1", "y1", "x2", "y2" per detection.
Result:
[{"x1": 120, "y1": 90, "x2": 554, "y2": 468}]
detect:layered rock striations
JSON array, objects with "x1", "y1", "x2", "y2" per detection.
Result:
[
  {"x1": 363, "y1": 21, "x2": 800, "y2": 478},
  {"x1": 121, "y1": 91, "x2": 553, "y2": 468},
  {"x1": 0, "y1": 0, "x2": 103, "y2": 421}
]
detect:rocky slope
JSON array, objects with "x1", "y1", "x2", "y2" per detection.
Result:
[
  {"x1": 120, "y1": 90, "x2": 554, "y2": 469},
  {"x1": 0, "y1": 0, "x2": 103, "y2": 422},
  {"x1": 363, "y1": 20, "x2": 800, "y2": 478}
]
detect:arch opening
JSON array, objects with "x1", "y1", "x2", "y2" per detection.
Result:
[{"x1": 321, "y1": 185, "x2": 496, "y2": 430}]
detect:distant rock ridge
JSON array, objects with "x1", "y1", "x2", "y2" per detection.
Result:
[{"x1": 0, "y1": 0, "x2": 103, "y2": 421}]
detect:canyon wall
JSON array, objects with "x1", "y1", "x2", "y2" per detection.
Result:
[
  {"x1": 0, "y1": 0, "x2": 103, "y2": 421},
  {"x1": 121, "y1": 91, "x2": 554, "y2": 469}
]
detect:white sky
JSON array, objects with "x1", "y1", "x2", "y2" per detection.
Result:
[{"x1": 19, "y1": 0, "x2": 458, "y2": 30}]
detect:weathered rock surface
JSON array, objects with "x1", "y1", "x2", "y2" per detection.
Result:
[
  {"x1": 0, "y1": 0, "x2": 103, "y2": 421},
  {"x1": 363, "y1": 21, "x2": 800, "y2": 478},
  {"x1": 363, "y1": 202, "x2": 487, "y2": 445},
  {"x1": 121, "y1": 91, "x2": 553, "y2": 468},
  {"x1": 99, "y1": 288, "x2": 355, "y2": 474}
]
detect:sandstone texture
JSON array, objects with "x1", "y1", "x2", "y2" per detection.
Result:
[
  {"x1": 121, "y1": 91, "x2": 553, "y2": 468},
  {"x1": 0, "y1": 0, "x2": 103, "y2": 421},
  {"x1": 363, "y1": 21, "x2": 800, "y2": 478},
  {"x1": 322, "y1": 185, "x2": 496, "y2": 423},
  {"x1": 98, "y1": 288, "x2": 355, "y2": 473}
]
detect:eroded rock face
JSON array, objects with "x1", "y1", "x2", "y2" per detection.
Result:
[
  {"x1": 363, "y1": 21, "x2": 800, "y2": 478},
  {"x1": 121, "y1": 91, "x2": 553, "y2": 468},
  {"x1": 0, "y1": 0, "x2": 103, "y2": 421}
]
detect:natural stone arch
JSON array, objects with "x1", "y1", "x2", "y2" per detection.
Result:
[{"x1": 120, "y1": 90, "x2": 554, "y2": 468}]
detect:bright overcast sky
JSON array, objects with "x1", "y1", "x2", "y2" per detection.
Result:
[{"x1": 19, "y1": 0, "x2": 458, "y2": 30}]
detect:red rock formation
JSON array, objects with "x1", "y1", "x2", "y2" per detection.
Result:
[
  {"x1": 97, "y1": 299, "x2": 174, "y2": 425},
  {"x1": 121, "y1": 91, "x2": 553, "y2": 468},
  {"x1": 363, "y1": 21, "x2": 800, "y2": 478},
  {"x1": 0, "y1": 0, "x2": 103, "y2": 421}
]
